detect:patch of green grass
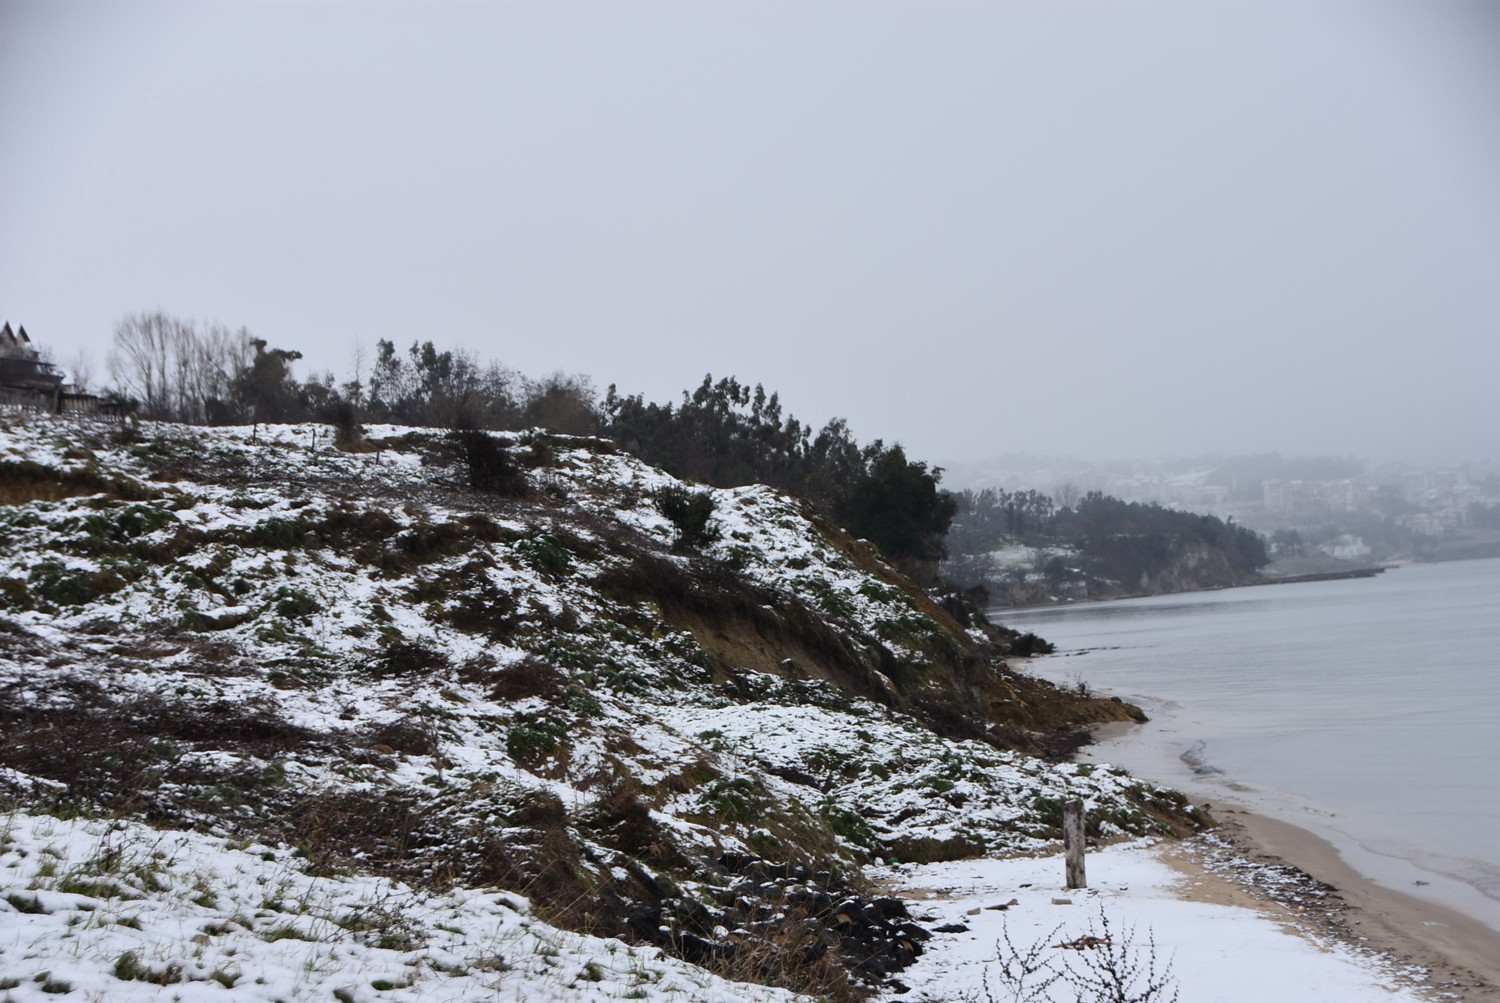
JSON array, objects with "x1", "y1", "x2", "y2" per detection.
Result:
[
  {"x1": 57, "y1": 875, "x2": 130, "y2": 899},
  {"x1": 695, "y1": 777, "x2": 762, "y2": 824},
  {"x1": 249, "y1": 517, "x2": 305, "y2": 549},
  {"x1": 3, "y1": 893, "x2": 46, "y2": 914},
  {"x1": 823, "y1": 804, "x2": 876, "y2": 848},
  {"x1": 794, "y1": 576, "x2": 856, "y2": 619},
  {"x1": 516, "y1": 532, "x2": 573, "y2": 575},
  {"x1": 260, "y1": 926, "x2": 314, "y2": 943},
  {"x1": 271, "y1": 585, "x2": 321, "y2": 620},
  {"x1": 506, "y1": 714, "x2": 571, "y2": 769},
  {"x1": 27, "y1": 559, "x2": 133, "y2": 607},
  {"x1": 563, "y1": 685, "x2": 602, "y2": 717}
]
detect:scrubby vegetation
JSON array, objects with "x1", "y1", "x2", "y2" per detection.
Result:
[
  {"x1": 98, "y1": 313, "x2": 957, "y2": 581},
  {"x1": 0, "y1": 414, "x2": 1202, "y2": 999}
]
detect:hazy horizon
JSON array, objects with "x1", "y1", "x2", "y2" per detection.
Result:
[{"x1": 4, "y1": 1, "x2": 1498, "y2": 469}]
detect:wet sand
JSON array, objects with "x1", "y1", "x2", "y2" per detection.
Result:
[
  {"x1": 1081, "y1": 719, "x2": 1500, "y2": 998},
  {"x1": 1184, "y1": 807, "x2": 1500, "y2": 1001},
  {"x1": 1078, "y1": 706, "x2": 1500, "y2": 998}
]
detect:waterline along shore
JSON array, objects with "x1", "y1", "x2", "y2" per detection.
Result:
[
  {"x1": 993, "y1": 560, "x2": 1500, "y2": 1000},
  {"x1": 1223, "y1": 809, "x2": 1500, "y2": 996},
  {"x1": 1065, "y1": 721, "x2": 1500, "y2": 1000}
]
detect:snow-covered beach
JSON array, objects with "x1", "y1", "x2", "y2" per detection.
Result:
[
  {"x1": 869, "y1": 721, "x2": 1500, "y2": 1003},
  {"x1": 877, "y1": 835, "x2": 1438, "y2": 1003}
]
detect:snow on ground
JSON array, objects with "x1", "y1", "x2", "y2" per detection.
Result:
[
  {"x1": 0, "y1": 811, "x2": 808, "y2": 1003},
  {"x1": 0, "y1": 814, "x2": 1432, "y2": 1003},
  {"x1": 875, "y1": 840, "x2": 1427, "y2": 1003}
]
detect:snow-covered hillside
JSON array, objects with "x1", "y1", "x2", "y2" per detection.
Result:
[
  {"x1": 0, "y1": 811, "x2": 805, "y2": 1002},
  {"x1": 0, "y1": 415, "x2": 1192, "y2": 997}
]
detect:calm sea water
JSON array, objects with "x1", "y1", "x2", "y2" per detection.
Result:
[{"x1": 994, "y1": 558, "x2": 1500, "y2": 931}]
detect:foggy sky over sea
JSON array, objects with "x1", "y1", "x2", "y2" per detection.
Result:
[{"x1": 3, "y1": 1, "x2": 1498, "y2": 469}]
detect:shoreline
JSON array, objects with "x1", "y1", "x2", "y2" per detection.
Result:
[
  {"x1": 991, "y1": 563, "x2": 1500, "y2": 999},
  {"x1": 1071, "y1": 705, "x2": 1500, "y2": 935},
  {"x1": 1192, "y1": 808, "x2": 1500, "y2": 1000},
  {"x1": 1075, "y1": 719, "x2": 1500, "y2": 999},
  {"x1": 987, "y1": 563, "x2": 1389, "y2": 614}
]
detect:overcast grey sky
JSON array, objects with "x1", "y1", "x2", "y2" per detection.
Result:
[{"x1": 3, "y1": 0, "x2": 1498, "y2": 467}]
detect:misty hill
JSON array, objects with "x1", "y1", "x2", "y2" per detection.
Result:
[
  {"x1": 944, "y1": 488, "x2": 1270, "y2": 606},
  {"x1": 0, "y1": 415, "x2": 1202, "y2": 1000}
]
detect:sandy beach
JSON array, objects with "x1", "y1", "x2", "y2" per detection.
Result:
[
  {"x1": 1083, "y1": 713, "x2": 1500, "y2": 998},
  {"x1": 1067, "y1": 716, "x2": 1497, "y2": 1001},
  {"x1": 1207, "y1": 808, "x2": 1500, "y2": 1000},
  {"x1": 1082, "y1": 717, "x2": 1500, "y2": 999}
]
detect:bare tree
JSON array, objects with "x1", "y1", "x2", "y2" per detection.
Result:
[
  {"x1": 184, "y1": 323, "x2": 252, "y2": 422},
  {"x1": 108, "y1": 311, "x2": 255, "y2": 422},
  {"x1": 524, "y1": 371, "x2": 599, "y2": 436},
  {"x1": 108, "y1": 311, "x2": 177, "y2": 418},
  {"x1": 64, "y1": 348, "x2": 93, "y2": 393}
]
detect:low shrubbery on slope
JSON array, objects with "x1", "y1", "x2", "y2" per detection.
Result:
[{"x1": 0, "y1": 415, "x2": 1202, "y2": 998}]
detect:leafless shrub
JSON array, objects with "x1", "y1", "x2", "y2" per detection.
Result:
[
  {"x1": 289, "y1": 789, "x2": 420, "y2": 876},
  {"x1": 969, "y1": 907, "x2": 1178, "y2": 1003},
  {"x1": 365, "y1": 639, "x2": 449, "y2": 677},
  {"x1": 1057, "y1": 909, "x2": 1178, "y2": 1003},
  {"x1": 449, "y1": 428, "x2": 530, "y2": 495},
  {"x1": 689, "y1": 899, "x2": 859, "y2": 1003}
]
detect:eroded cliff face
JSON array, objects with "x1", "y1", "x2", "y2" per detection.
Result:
[
  {"x1": 0, "y1": 416, "x2": 1201, "y2": 998},
  {"x1": 1131, "y1": 540, "x2": 1246, "y2": 594}
]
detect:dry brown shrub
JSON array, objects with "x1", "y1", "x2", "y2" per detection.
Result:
[
  {"x1": 365, "y1": 716, "x2": 441, "y2": 757},
  {"x1": 488, "y1": 656, "x2": 566, "y2": 702},
  {"x1": 654, "y1": 753, "x2": 722, "y2": 798},
  {"x1": 290, "y1": 789, "x2": 421, "y2": 876},
  {"x1": 0, "y1": 460, "x2": 153, "y2": 505},
  {"x1": 583, "y1": 780, "x2": 686, "y2": 868},
  {"x1": 0, "y1": 679, "x2": 325, "y2": 809}
]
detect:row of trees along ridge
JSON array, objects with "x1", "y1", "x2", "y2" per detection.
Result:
[{"x1": 104, "y1": 313, "x2": 957, "y2": 582}]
